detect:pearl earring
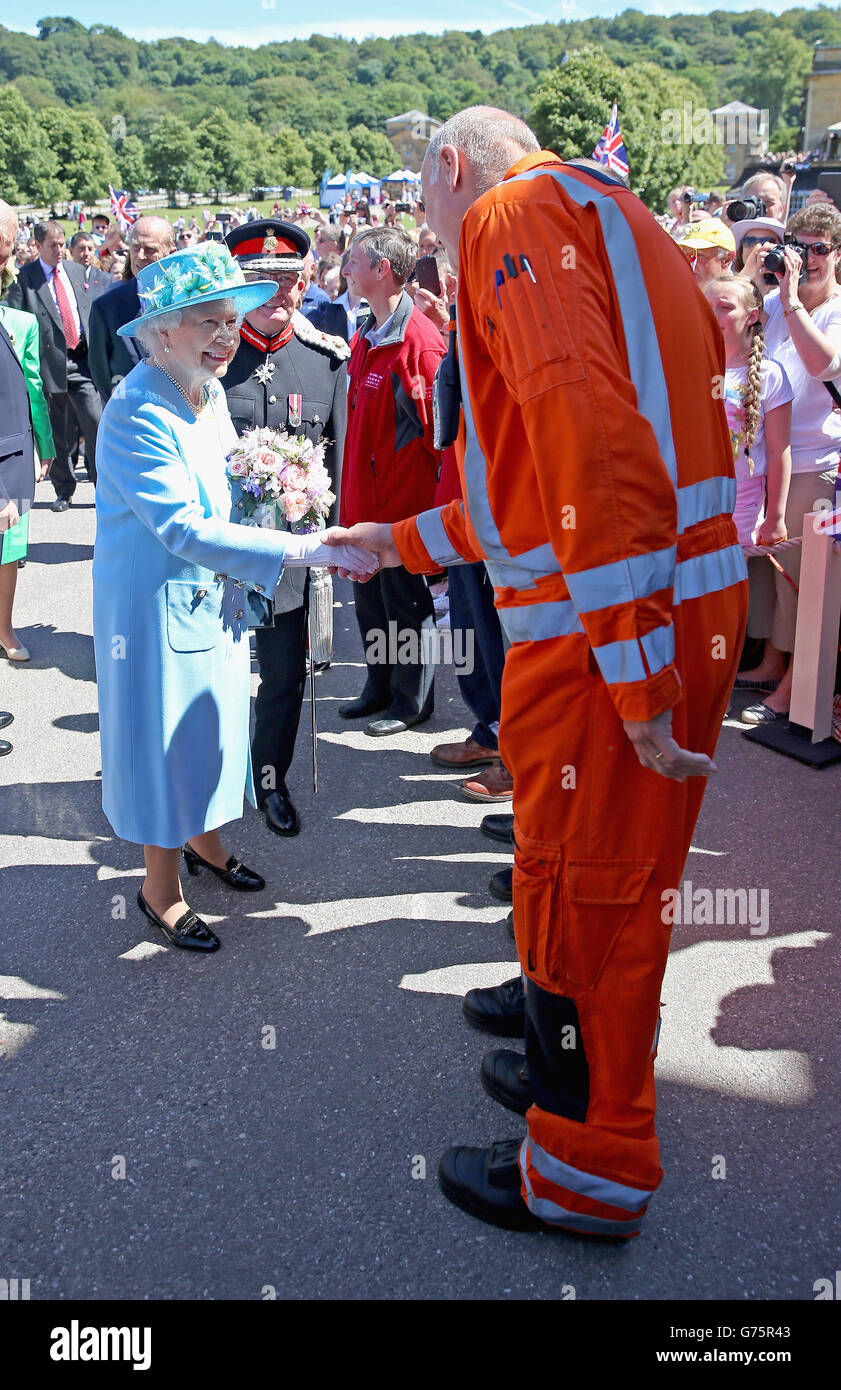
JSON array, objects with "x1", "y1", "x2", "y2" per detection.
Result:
[{"x1": 164, "y1": 345, "x2": 170, "y2": 353}]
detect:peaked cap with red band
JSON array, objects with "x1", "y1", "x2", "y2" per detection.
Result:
[{"x1": 225, "y1": 218, "x2": 311, "y2": 275}]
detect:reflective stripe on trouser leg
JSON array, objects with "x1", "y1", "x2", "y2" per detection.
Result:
[{"x1": 519, "y1": 1137, "x2": 652, "y2": 1236}]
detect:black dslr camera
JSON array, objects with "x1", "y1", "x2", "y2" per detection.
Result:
[
  {"x1": 726, "y1": 195, "x2": 766, "y2": 222},
  {"x1": 763, "y1": 237, "x2": 810, "y2": 287}
]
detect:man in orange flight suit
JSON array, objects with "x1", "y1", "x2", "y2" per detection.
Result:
[{"x1": 329, "y1": 107, "x2": 748, "y2": 1238}]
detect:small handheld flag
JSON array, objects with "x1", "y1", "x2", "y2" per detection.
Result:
[
  {"x1": 108, "y1": 185, "x2": 138, "y2": 234},
  {"x1": 593, "y1": 102, "x2": 629, "y2": 179}
]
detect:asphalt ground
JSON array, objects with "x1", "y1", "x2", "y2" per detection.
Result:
[{"x1": 0, "y1": 474, "x2": 838, "y2": 1304}]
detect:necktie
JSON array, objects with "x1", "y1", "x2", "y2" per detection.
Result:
[{"x1": 52, "y1": 268, "x2": 80, "y2": 350}]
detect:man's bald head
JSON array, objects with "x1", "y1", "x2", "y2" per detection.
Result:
[
  {"x1": 127, "y1": 215, "x2": 176, "y2": 276},
  {"x1": 424, "y1": 106, "x2": 539, "y2": 196},
  {"x1": 421, "y1": 106, "x2": 540, "y2": 271}
]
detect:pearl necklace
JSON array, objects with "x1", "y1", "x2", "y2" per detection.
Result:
[{"x1": 151, "y1": 356, "x2": 207, "y2": 415}]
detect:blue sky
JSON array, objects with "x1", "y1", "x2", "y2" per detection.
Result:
[{"x1": 0, "y1": 1, "x2": 816, "y2": 46}]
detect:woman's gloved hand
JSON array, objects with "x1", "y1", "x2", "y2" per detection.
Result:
[{"x1": 281, "y1": 527, "x2": 380, "y2": 580}]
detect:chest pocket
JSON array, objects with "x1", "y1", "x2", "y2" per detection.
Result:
[
  {"x1": 226, "y1": 394, "x2": 256, "y2": 434},
  {"x1": 165, "y1": 580, "x2": 222, "y2": 653},
  {"x1": 481, "y1": 245, "x2": 587, "y2": 402},
  {"x1": 295, "y1": 401, "x2": 330, "y2": 439}
]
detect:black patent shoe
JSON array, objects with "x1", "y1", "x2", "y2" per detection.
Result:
[
  {"x1": 438, "y1": 1139, "x2": 544, "y2": 1231},
  {"x1": 489, "y1": 866, "x2": 513, "y2": 903},
  {"x1": 182, "y1": 844, "x2": 266, "y2": 891},
  {"x1": 261, "y1": 788, "x2": 301, "y2": 838},
  {"x1": 481, "y1": 1048, "x2": 535, "y2": 1115},
  {"x1": 480, "y1": 812, "x2": 515, "y2": 844},
  {"x1": 463, "y1": 975, "x2": 525, "y2": 1037},
  {"x1": 137, "y1": 889, "x2": 220, "y2": 953}
]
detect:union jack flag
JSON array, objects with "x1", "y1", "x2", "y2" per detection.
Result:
[
  {"x1": 108, "y1": 185, "x2": 138, "y2": 234},
  {"x1": 593, "y1": 102, "x2": 629, "y2": 179}
]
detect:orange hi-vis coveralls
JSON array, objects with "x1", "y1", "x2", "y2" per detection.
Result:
[{"x1": 393, "y1": 153, "x2": 748, "y2": 1238}]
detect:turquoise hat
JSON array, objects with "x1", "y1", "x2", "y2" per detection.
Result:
[{"x1": 117, "y1": 242, "x2": 277, "y2": 338}]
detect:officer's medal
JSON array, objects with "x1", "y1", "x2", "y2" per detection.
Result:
[
  {"x1": 254, "y1": 359, "x2": 275, "y2": 385},
  {"x1": 288, "y1": 393, "x2": 302, "y2": 429}
]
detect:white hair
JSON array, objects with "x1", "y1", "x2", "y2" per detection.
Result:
[
  {"x1": 134, "y1": 309, "x2": 182, "y2": 356},
  {"x1": 134, "y1": 297, "x2": 244, "y2": 356},
  {"x1": 425, "y1": 106, "x2": 540, "y2": 196},
  {"x1": 0, "y1": 199, "x2": 19, "y2": 243}
]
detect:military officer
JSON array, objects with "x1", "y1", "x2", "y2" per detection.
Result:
[{"x1": 225, "y1": 219, "x2": 349, "y2": 838}]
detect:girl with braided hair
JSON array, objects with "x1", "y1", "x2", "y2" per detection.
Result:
[{"x1": 705, "y1": 274, "x2": 792, "y2": 547}]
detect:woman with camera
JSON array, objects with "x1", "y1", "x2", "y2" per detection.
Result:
[{"x1": 737, "y1": 204, "x2": 841, "y2": 721}]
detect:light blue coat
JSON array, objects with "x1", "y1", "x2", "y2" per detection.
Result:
[{"x1": 93, "y1": 361, "x2": 289, "y2": 848}]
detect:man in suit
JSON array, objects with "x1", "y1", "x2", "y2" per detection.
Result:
[
  {"x1": 5, "y1": 219, "x2": 100, "y2": 511},
  {"x1": 69, "y1": 232, "x2": 114, "y2": 298},
  {"x1": 88, "y1": 216, "x2": 175, "y2": 405},
  {"x1": 225, "y1": 219, "x2": 349, "y2": 837}
]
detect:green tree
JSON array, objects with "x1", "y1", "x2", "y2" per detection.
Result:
[
  {"x1": 146, "y1": 116, "x2": 208, "y2": 203},
  {"x1": 531, "y1": 46, "x2": 723, "y2": 210},
  {"x1": 36, "y1": 105, "x2": 116, "y2": 203},
  {"x1": 348, "y1": 124, "x2": 396, "y2": 176},
  {"x1": 114, "y1": 134, "x2": 148, "y2": 195},
  {"x1": 252, "y1": 128, "x2": 315, "y2": 189},
  {"x1": 0, "y1": 84, "x2": 59, "y2": 203},
  {"x1": 196, "y1": 107, "x2": 257, "y2": 199}
]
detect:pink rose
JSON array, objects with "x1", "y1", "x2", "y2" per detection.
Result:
[
  {"x1": 283, "y1": 464, "x2": 308, "y2": 491},
  {"x1": 283, "y1": 490, "x2": 310, "y2": 523}
]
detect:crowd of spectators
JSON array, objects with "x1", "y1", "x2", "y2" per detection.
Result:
[{"x1": 657, "y1": 165, "x2": 841, "y2": 730}]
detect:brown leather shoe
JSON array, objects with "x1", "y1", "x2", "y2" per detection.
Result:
[
  {"x1": 430, "y1": 736, "x2": 499, "y2": 768},
  {"x1": 461, "y1": 762, "x2": 514, "y2": 802}
]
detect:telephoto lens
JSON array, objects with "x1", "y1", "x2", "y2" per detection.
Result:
[{"x1": 726, "y1": 196, "x2": 766, "y2": 222}]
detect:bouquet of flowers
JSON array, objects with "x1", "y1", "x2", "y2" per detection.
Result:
[
  {"x1": 227, "y1": 426, "x2": 336, "y2": 658},
  {"x1": 226, "y1": 426, "x2": 335, "y2": 534}
]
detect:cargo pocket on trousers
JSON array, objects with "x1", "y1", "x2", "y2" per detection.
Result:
[
  {"x1": 513, "y1": 849, "x2": 563, "y2": 992},
  {"x1": 563, "y1": 860, "x2": 656, "y2": 992}
]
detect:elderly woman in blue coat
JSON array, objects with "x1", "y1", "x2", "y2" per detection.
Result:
[{"x1": 94, "y1": 243, "x2": 375, "y2": 953}]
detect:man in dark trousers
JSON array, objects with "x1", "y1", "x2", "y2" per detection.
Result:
[
  {"x1": 6, "y1": 219, "x2": 100, "y2": 511},
  {"x1": 0, "y1": 315, "x2": 38, "y2": 753},
  {"x1": 225, "y1": 219, "x2": 349, "y2": 837},
  {"x1": 88, "y1": 216, "x2": 175, "y2": 404},
  {"x1": 339, "y1": 226, "x2": 445, "y2": 735}
]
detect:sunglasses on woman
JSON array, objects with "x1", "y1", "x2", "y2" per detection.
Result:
[{"x1": 785, "y1": 237, "x2": 839, "y2": 257}]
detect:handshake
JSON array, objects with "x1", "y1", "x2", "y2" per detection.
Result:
[{"x1": 321, "y1": 523, "x2": 401, "y2": 582}]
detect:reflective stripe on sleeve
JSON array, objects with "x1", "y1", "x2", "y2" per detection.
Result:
[
  {"x1": 415, "y1": 506, "x2": 465, "y2": 567},
  {"x1": 497, "y1": 598, "x2": 584, "y2": 644},
  {"x1": 564, "y1": 544, "x2": 676, "y2": 616}
]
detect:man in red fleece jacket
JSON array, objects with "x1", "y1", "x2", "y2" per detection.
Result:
[{"x1": 338, "y1": 227, "x2": 446, "y2": 735}]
